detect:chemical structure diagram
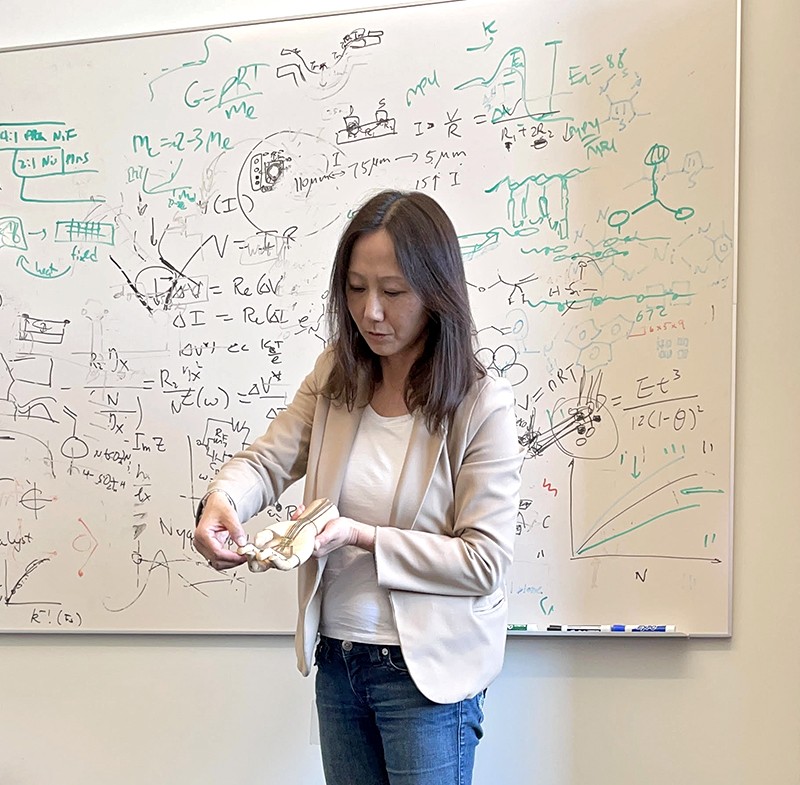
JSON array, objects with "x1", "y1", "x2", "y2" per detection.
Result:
[{"x1": 607, "y1": 143, "x2": 695, "y2": 231}]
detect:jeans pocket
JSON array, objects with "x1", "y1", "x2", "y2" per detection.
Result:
[
  {"x1": 476, "y1": 688, "x2": 486, "y2": 721},
  {"x1": 314, "y1": 636, "x2": 331, "y2": 666},
  {"x1": 384, "y1": 646, "x2": 410, "y2": 675}
]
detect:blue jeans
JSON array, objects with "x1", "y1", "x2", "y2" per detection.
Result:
[{"x1": 314, "y1": 636, "x2": 485, "y2": 785}]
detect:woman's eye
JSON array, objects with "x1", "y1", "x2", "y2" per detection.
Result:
[
  {"x1": 384, "y1": 291, "x2": 403, "y2": 297},
  {"x1": 347, "y1": 285, "x2": 365, "y2": 292}
]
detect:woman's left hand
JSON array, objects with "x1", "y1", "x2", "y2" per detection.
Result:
[{"x1": 314, "y1": 517, "x2": 375, "y2": 557}]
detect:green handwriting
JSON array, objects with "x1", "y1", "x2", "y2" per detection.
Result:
[
  {"x1": 525, "y1": 288, "x2": 694, "y2": 314},
  {"x1": 405, "y1": 70, "x2": 440, "y2": 106}
]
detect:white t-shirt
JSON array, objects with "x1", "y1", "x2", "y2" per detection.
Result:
[{"x1": 318, "y1": 404, "x2": 414, "y2": 645}]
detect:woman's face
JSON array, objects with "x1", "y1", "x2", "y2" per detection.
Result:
[{"x1": 346, "y1": 228, "x2": 428, "y2": 367}]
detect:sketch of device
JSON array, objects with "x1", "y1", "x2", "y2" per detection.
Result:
[
  {"x1": 276, "y1": 28, "x2": 384, "y2": 86},
  {"x1": 249, "y1": 150, "x2": 291, "y2": 193},
  {"x1": 518, "y1": 370, "x2": 619, "y2": 461},
  {"x1": 336, "y1": 101, "x2": 396, "y2": 145}
]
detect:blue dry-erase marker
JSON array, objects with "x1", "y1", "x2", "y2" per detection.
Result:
[{"x1": 609, "y1": 625, "x2": 676, "y2": 632}]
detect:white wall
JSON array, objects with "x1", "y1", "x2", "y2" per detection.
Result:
[{"x1": 2, "y1": 2, "x2": 799, "y2": 784}]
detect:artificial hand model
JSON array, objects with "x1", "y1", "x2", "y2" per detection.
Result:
[{"x1": 236, "y1": 498, "x2": 339, "y2": 572}]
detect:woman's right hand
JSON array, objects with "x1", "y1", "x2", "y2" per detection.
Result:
[{"x1": 194, "y1": 494, "x2": 248, "y2": 571}]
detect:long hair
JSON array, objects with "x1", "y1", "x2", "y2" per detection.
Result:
[{"x1": 323, "y1": 190, "x2": 485, "y2": 432}]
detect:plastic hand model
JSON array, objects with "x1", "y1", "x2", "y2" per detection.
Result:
[{"x1": 236, "y1": 498, "x2": 339, "y2": 572}]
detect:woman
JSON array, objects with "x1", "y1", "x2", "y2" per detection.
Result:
[{"x1": 194, "y1": 190, "x2": 522, "y2": 785}]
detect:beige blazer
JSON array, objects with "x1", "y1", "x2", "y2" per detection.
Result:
[{"x1": 209, "y1": 349, "x2": 522, "y2": 704}]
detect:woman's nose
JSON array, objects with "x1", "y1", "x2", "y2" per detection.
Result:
[{"x1": 364, "y1": 292, "x2": 383, "y2": 321}]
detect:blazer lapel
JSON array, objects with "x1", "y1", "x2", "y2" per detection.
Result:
[
  {"x1": 389, "y1": 416, "x2": 445, "y2": 530},
  {"x1": 312, "y1": 402, "x2": 364, "y2": 503}
]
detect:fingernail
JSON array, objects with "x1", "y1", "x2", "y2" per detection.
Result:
[{"x1": 235, "y1": 536, "x2": 247, "y2": 547}]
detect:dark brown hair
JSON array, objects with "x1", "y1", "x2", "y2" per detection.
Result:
[{"x1": 323, "y1": 190, "x2": 485, "y2": 432}]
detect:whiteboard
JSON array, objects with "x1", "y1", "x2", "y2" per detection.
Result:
[{"x1": 0, "y1": 0, "x2": 738, "y2": 634}]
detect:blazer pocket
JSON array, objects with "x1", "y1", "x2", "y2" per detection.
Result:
[{"x1": 472, "y1": 588, "x2": 506, "y2": 616}]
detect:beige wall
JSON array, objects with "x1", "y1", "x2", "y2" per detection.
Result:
[{"x1": 2, "y1": 2, "x2": 799, "y2": 783}]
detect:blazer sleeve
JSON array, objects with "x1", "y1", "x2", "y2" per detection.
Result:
[
  {"x1": 204, "y1": 350, "x2": 329, "y2": 524},
  {"x1": 374, "y1": 376, "x2": 523, "y2": 597}
]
